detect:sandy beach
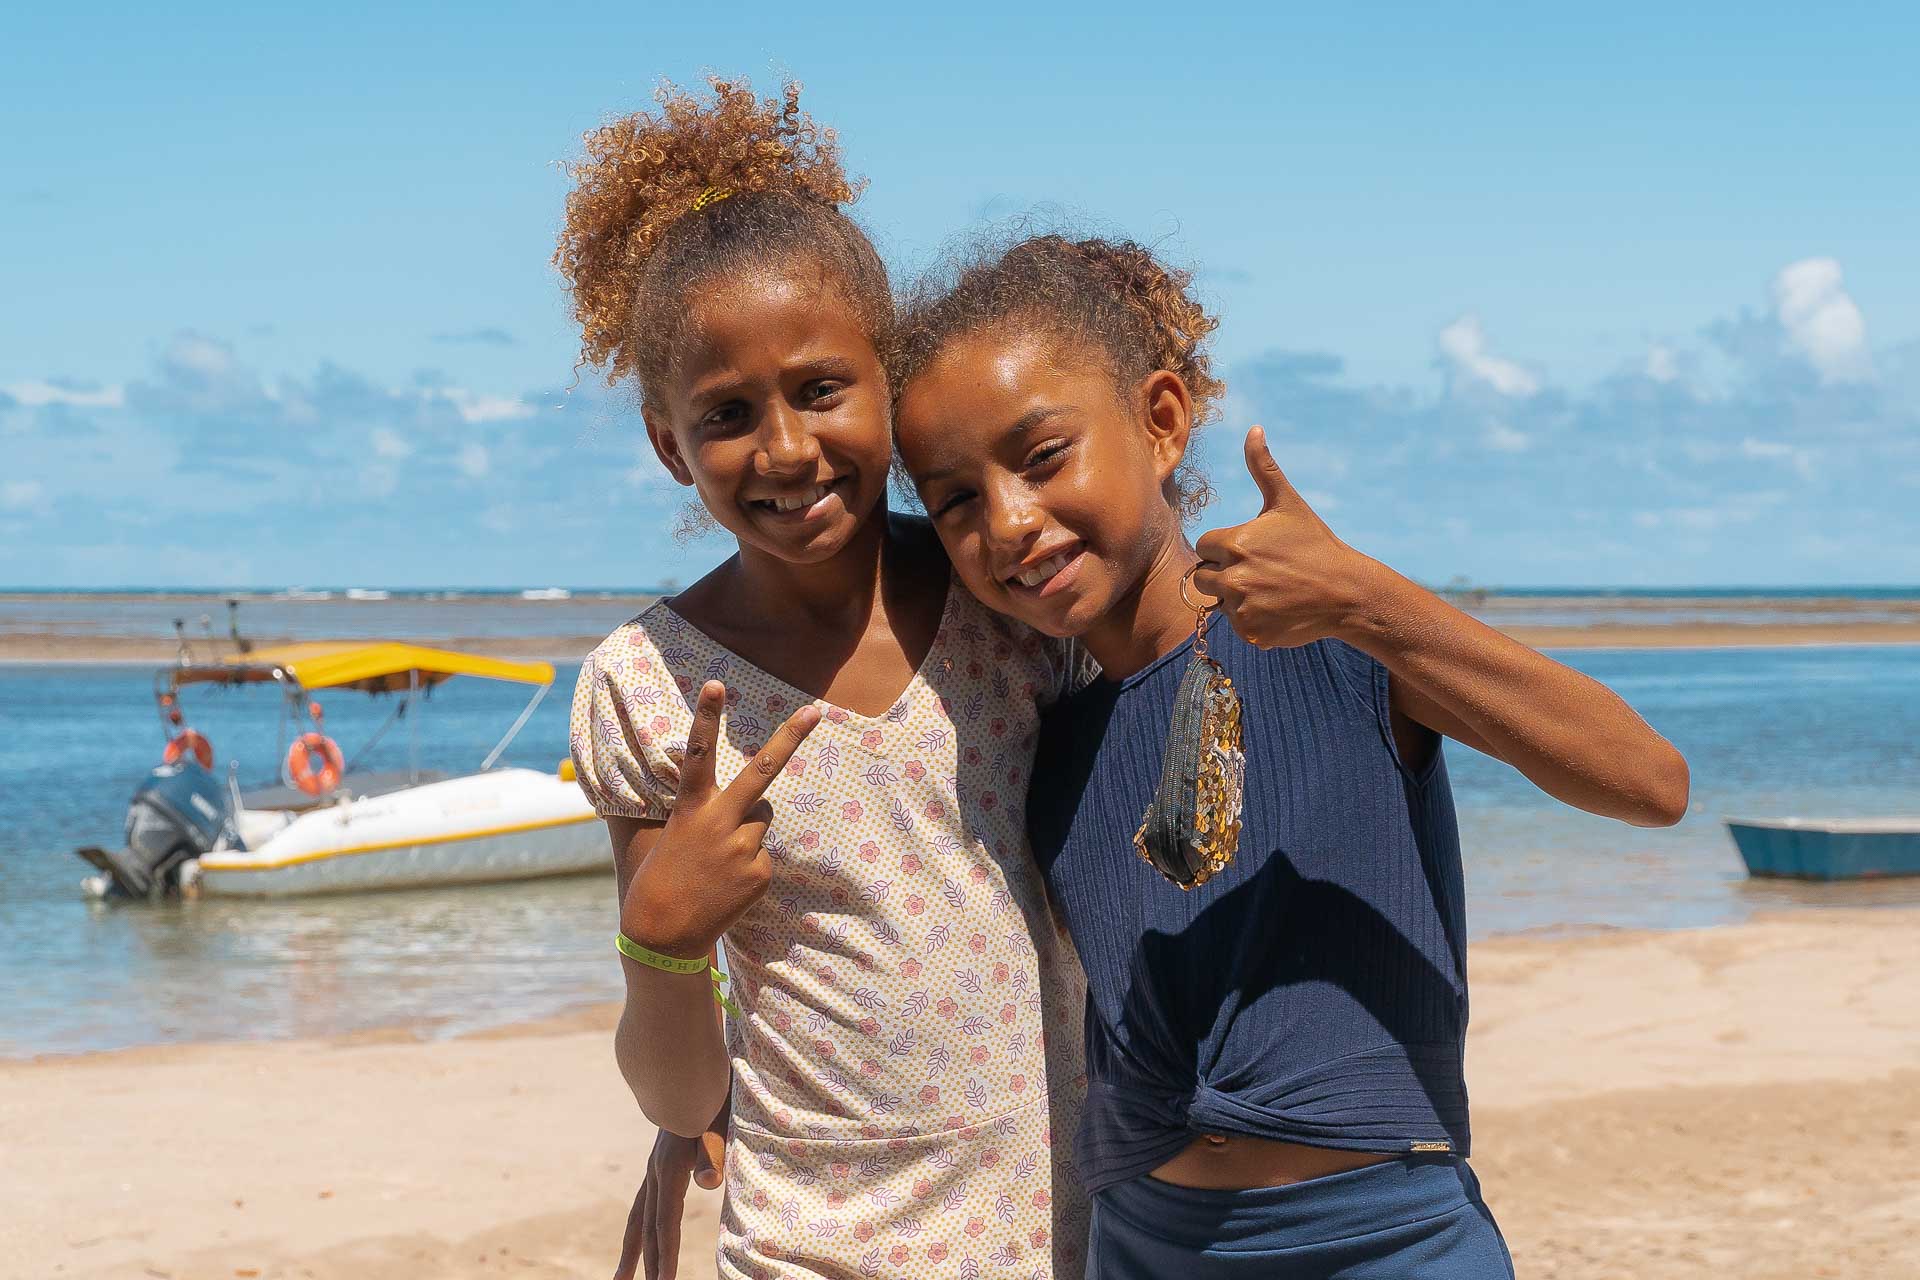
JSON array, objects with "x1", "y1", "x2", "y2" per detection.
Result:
[
  {"x1": 7, "y1": 621, "x2": 1920, "y2": 664},
  {"x1": 5, "y1": 591, "x2": 1920, "y2": 664},
  {"x1": 0, "y1": 630, "x2": 610, "y2": 664},
  {"x1": 9, "y1": 907, "x2": 1915, "y2": 1280}
]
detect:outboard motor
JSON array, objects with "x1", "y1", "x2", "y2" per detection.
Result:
[{"x1": 77, "y1": 760, "x2": 233, "y2": 899}]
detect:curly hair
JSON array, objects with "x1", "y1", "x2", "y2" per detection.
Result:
[
  {"x1": 554, "y1": 78, "x2": 891, "y2": 406},
  {"x1": 893, "y1": 233, "x2": 1224, "y2": 518}
]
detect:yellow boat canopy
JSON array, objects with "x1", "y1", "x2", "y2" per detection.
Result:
[{"x1": 167, "y1": 642, "x2": 555, "y2": 695}]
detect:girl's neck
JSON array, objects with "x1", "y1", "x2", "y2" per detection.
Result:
[
  {"x1": 1081, "y1": 534, "x2": 1201, "y2": 680},
  {"x1": 729, "y1": 508, "x2": 895, "y2": 631}
]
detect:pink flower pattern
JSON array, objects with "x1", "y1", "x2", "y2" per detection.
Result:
[{"x1": 571, "y1": 590, "x2": 1090, "y2": 1279}]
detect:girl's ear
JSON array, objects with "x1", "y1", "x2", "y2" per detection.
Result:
[
  {"x1": 643, "y1": 407, "x2": 696, "y2": 487},
  {"x1": 1139, "y1": 370, "x2": 1194, "y2": 485}
]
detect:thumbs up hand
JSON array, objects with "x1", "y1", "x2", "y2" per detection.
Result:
[{"x1": 1191, "y1": 426, "x2": 1377, "y2": 650}]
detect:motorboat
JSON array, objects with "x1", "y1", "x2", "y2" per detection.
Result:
[
  {"x1": 1726, "y1": 816, "x2": 1920, "y2": 880},
  {"x1": 77, "y1": 641, "x2": 604, "y2": 899}
]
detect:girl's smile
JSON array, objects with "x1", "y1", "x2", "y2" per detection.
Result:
[{"x1": 1007, "y1": 539, "x2": 1088, "y2": 597}]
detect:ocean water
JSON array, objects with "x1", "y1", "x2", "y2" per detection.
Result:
[{"x1": 2, "y1": 646, "x2": 1918, "y2": 1058}]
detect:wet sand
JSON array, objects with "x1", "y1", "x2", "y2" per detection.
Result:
[
  {"x1": 1503, "y1": 620, "x2": 1920, "y2": 648},
  {"x1": 6, "y1": 620, "x2": 1920, "y2": 664},
  {"x1": 6, "y1": 589, "x2": 1920, "y2": 662},
  {"x1": 8, "y1": 908, "x2": 1916, "y2": 1279},
  {"x1": 0, "y1": 630, "x2": 609, "y2": 664}
]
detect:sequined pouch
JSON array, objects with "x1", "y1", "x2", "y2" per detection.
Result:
[{"x1": 1133, "y1": 568, "x2": 1246, "y2": 889}]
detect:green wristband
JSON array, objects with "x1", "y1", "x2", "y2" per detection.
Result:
[
  {"x1": 615, "y1": 932, "x2": 709, "y2": 974},
  {"x1": 615, "y1": 933, "x2": 743, "y2": 1019}
]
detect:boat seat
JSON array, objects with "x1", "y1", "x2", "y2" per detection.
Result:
[{"x1": 240, "y1": 769, "x2": 449, "y2": 812}]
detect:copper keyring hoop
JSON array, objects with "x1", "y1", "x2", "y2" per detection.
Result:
[{"x1": 1179, "y1": 563, "x2": 1220, "y2": 614}]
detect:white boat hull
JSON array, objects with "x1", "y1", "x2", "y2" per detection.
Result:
[{"x1": 193, "y1": 768, "x2": 607, "y2": 897}]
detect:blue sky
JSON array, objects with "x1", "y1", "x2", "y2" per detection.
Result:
[{"x1": 3, "y1": 4, "x2": 1917, "y2": 587}]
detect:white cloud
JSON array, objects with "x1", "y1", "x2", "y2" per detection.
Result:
[
  {"x1": 1644, "y1": 344, "x2": 1679, "y2": 384},
  {"x1": 1771, "y1": 257, "x2": 1873, "y2": 384},
  {"x1": 361, "y1": 466, "x2": 398, "y2": 498},
  {"x1": 1739, "y1": 437, "x2": 1815, "y2": 477},
  {"x1": 1437, "y1": 315, "x2": 1538, "y2": 397},
  {"x1": 1299, "y1": 489, "x2": 1340, "y2": 512},
  {"x1": 625, "y1": 462, "x2": 680, "y2": 493},
  {"x1": 371, "y1": 427, "x2": 413, "y2": 459},
  {"x1": 456, "y1": 442, "x2": 490, "y2": 478},
  {"x1": 431, "y1": 388, "x2": 535, "y2": 424},
  {"x1": 2, "y1": 479, "x2": 46, "y2": 512},
  {"x1": 1483, "y1": 421, "x2": 1531, "y2": 452},
  {"x1": 1632, "y1": 491, "x2": 1790, "y2": 533},
  {"x1": 4, "y1": 380, "x2": 125, "y2": 409},
  {"x1": 164, "y1": 332, "x2": 235, "y2": 378}
]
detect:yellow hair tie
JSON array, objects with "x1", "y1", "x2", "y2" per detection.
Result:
[{"x1": 692, "y1": 186, "x2": 734, "y2": 212}]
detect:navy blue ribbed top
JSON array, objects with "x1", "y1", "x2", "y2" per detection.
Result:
[{"x1": 1029, "y1": 623, "x2": 1472, "y2": 1194}]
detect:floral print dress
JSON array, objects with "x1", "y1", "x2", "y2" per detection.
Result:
[{"x1": 571, "y1": 583, "x2": 1091, "y2": 1279}]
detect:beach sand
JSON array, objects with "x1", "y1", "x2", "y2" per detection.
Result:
[
  {"x1": 7, "y1": 590, "x2": 1920, "y2": 663},
  {"x1": 0, "y1": 631, "x2": 608, "y2": 664},
  {"x1": 8, "y1": 908, "x2": 1916, "y2": 1280},
  {"x1": 6, "y1": 620, "x2": 1920, "y2": 664}
]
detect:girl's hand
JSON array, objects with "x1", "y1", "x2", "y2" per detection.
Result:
[
  {"x1": 613, "y1": 1110, "x2": 728, "y2": 1280},
  {"x1": 620, "y1": 681, "x2": 819, "y2": 958},
  {"x1": 1192, "y1": 426, "x2": 1377, "y2": 650}
]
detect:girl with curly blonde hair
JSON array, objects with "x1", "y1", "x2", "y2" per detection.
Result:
[{"x1": 557, "y1": 78, "x2": 1097, "y2": 1280}]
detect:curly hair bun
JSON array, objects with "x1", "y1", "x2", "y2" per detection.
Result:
[{"x1": 555, "y1": 78, "x2": 888, "y2": 398}]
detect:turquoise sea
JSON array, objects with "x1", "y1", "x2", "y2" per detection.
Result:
[{"x1": 3, "y1": 643, "x2": 1918, "y2": 1058}]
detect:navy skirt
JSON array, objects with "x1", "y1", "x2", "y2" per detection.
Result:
[{"x1": 1087, "y1": 1158, "x2": 1514, "y2": 1279}]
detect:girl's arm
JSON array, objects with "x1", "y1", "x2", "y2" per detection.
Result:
[
  {"x1": 606, "y1": 815, "x2": 731, "y2": 1137},
  {"x1": 1340, "y1": 564, "x2": 1689, "y2": 827},
  {"x1": 1194, "y1": 427, "x2": 1689, "y2": 828},
  {"x1": 602, "y1": 683, "x2": 821, "y2": 1136}
]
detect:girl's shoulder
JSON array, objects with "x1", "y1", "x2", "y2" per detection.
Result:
[
  {"x1": 940, "y1": 588, "x2": 1093, "y2": 707},
  {"x1": 580, "y1": 599, "x2": 699, "y2": 695},
  {"x1": 570, "y1": 604, "x2": 697, "y2": 821}
]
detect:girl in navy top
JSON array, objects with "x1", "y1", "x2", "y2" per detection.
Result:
[{"x1": 892, "y1": 235, "x2": 1689, "y2": 1278}]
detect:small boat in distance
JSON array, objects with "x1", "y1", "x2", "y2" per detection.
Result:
[
  {"x1": 77, "y1": 640, "x2": 603, "y2": 899},
  {"x1": 1726, "y1": 817, "x2": 1920, "y2": 880},
  {"x1": 520, "y1": 587, "x2": 572, "y2": 601}
]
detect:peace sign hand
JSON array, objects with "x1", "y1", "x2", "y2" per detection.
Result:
[
  {"x1": 1191, "y1": 426, "x2": 1378, "y2": 650},
  {"x1": 620, "y1": 681, "x2": 820, "y2": 959}
]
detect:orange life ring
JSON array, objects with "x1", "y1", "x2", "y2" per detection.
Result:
[
  {"x1": 163, "y1": 729, "x2": 214, "y2": 769},
  {"x1": 287, "y1": 732, "x2": 345, "y2": 796}
]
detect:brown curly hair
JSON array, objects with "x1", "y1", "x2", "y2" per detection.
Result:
[
  {"x1": 554, "y1": 78, "x2": 891, "y2": 406},
  {"x1": 893, "y1": 233, "x2": 1224, "y2": 518}
]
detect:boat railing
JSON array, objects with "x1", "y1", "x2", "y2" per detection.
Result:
[{"x1": 481, "y1": 682, "x2": 549, "y2": 772}]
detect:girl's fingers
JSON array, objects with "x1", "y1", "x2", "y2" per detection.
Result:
[
  {"x1": 1188, "y1": 563, "x2": 1226, "y2": 604},
  {"x1": 721, "y1": 705, "x2": 821, "y2": 816},
  {"x1": 678, "y1": 682, "x2": 727, "y2": 801},
  {"x1": 617, "y1": 1175, "x2": 646, "y2": 1280},
  {"x1": 1193, "y1": 525, "x2": 1236, "y2": 570},
  {"x1": 613, "y1": 1180, "x2": 644, "y2": 1280},
  {"x1": 656, "y1": 1171, "x2": 685, "y2": 1280},
  {"x1": 695, "y1": 1129, "x2": 726, "y2": 1190},
  {"x1": 1244, "y1": 425, "x2": 1299, "y2": 512}
]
